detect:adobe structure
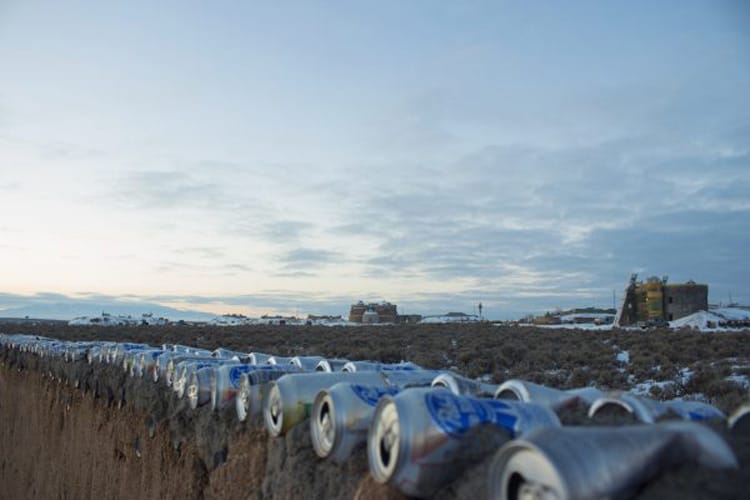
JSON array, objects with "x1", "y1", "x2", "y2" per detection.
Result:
[{"x1": 616, "y1": 274, "x2": 708, "y2": 326}]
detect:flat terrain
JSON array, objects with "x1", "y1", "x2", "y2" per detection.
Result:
[
  {"x1": 1, "y1": 323, "x2": 749, "y2": 499},
  {"x1": 10, "y1": 322, "x2": 750, "y2": 412}
]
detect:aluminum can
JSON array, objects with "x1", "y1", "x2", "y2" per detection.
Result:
[
  {"x1": 728, "y1": 403, "x2": 750, "y2": 434},
  {"x1": 431, "y1": 372, "x2": 498, "y2": 397},
  {"x1": 495, "y1": 379, "x2": 603, "y2": 410},
  {"x1": 123, "y1": 348, "x2": 155, "y2": 375},
  {"x1": 173, "y1": 359, "x2": 228, "y2": 398},
  {"x1": 588, "y1": 392, "x2": 725, "y2": 423},
  {"x1": 165, "y1": 355, "x2": 214, "y2": 387},
  {"x1": 236, "y1": 368, "x2": 299, "y2": 421},
  {"x1": 342, "y1": 361, "x2": 420, "y2": 372},
  {"x1": 367, "y1": 388, "x2": 560, "y2": 498},
  {"x1": 96, "y1": 342, "x2": 117, "y2": 363},
  {"x1": 108, "y1": 343, "x2": 152, "y2": 365},
  {"x1": 211, "y1": 347, "x2": 245, "y2": 360},
  {"x1": 247, "y1": 352, "x2": 272, "y2": 365},
  {"x1": 488, "y1": 421, "x2": 738, "y2": 500},
  {"x1": 264, "y1": 372, "x2": 387, "y2": 437},
  {"x1": 289, "y1": 355, "x2": 325, "y2": 371},
  {"x1": 188, "y1": 367, "x2": 215, "y2": 409},
  {"x1": 311, "y1": 382, "x2": 401, "y2": 463},
  {"x1": 211, "y1": 363, "x2": 294, "y2": 410},
  {"x1": 169, "y1": 344, "x2": 211, "y2": 357},
  {"x1": 65, "y1": 342, "x2": 100, "y2": 363},
  {"x1": 139, "y1": 349, "x2": 168, "y2": 380},
  {"x1": 315, "y1": 358, "x2": 350, "y2": 372},
  {"x1": 267, "y1": 355, "x2": 293, "y2": 365}
]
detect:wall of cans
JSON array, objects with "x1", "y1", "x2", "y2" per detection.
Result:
[{"x1": 1, "y1": 334, "x2": 747, "y2": 500}]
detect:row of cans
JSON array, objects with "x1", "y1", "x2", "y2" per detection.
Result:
[
  {"x1": 260, "y1": 371, "x2": 745, "y2": 498},
  {"x1": 2, "y1": 334, "x2": 748, "y2": 499}
]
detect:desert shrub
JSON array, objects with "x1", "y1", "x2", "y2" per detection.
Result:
[{"x1": 567, "y1": 367, "x2": 590, "y2": 387}]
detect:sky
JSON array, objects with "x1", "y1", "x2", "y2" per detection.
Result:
[{"x1": 1, "y1": 1, "x2": 749, "y2": 320}]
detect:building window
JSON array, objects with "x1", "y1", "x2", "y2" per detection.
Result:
[
  {"x1": 668, "y1": 313, "x2": 673, "y2": 321},
  {"x1": 668, "y1": 297, "x2": 673, "y2": 304}
]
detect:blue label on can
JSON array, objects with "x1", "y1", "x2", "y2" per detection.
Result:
[
  {"x1": 425, "y1": 391, "x2": 518, "y2": 438},
  {"x1": 350, "y1": 384, "x2": 400, "y2": 406},
  {"x1": 381, "y1": 364, "x2": 417, "y2": 371},
  {"x1": 229, "y1": 365, "x2": 254, "y2": 387}
]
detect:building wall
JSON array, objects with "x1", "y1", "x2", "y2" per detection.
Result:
[
  {"x1": 618, "y1": 277, "x2": 708, "y2": 325},
  {"x1": 348, "y1": 302, "x2": 398, "y2": 323},
  {"x1": 664, "y1": 284, "x2": 708, "y2": 321}
]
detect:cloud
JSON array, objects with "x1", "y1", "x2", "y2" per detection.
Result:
[
  {"x1": 262, "y1": 220, "x2": 313, "y2": 244},
  {"x1": 323, "y1": 119, "x2": 750, "y2": 310},
  {"x1": 0, "y1": 181, "x2": 21, "y2": 192},
  {"x1": 112, "y1": 170, "x2": 227, "y2": 210},
  {"x1": 275, "y1": 248, "x2": 341, "y2": 272}
]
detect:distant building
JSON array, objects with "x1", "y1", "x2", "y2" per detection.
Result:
[
  {"x1": 616, "y1": 274, "x2": 708, "y2": 326},
  {"x1": 348, "y1": 301, "x2": 398, "y2": 323}
]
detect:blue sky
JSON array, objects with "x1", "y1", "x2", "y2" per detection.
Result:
[{"x1": 1, "y1": 1, "x2": 749, "y2": 319}]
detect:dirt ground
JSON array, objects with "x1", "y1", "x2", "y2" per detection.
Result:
[{"x1": 1, "y1": 324, "x2": 749, "y2": 499}]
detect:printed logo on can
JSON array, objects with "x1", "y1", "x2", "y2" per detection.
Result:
[
  {"x1": 229, "y1": 365, "x2": 253, "y2": 387},
  {"x1": 350, "y1": 384, "x2": 400, "y2": 406},
  {"x1": 425, "y1": 391, "x2": 518, "y2": 438}
]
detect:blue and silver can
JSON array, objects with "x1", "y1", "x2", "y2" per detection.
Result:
[
  {"x1": 495, "y1": 379, "x2": 603, "y2": 410},
  {"x1": 315, "y1": 358, "x2": 350, "y2": 372},
  {"x1": 235, "y1": 368, "x2": 299, "y2": 421},
  {"x1": 588, "y1": 392, "x2": 725, "y2": 423},
  {"x1": 311, "y1": 382, "x2": 401, "y2": 463},
  {"x1": 367, "y1": 388, "x2": 560, "y2": 498},
  {"x1": 488, "y1": 421, "x2": 737, "y2": 500},
  {"x1": 431, "y1": 372, "x2": 498, "y2": 397}
]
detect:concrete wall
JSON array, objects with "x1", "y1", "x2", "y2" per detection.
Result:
[{"x1": 665, "y1": 284, "x2": 709, "y2": 321}]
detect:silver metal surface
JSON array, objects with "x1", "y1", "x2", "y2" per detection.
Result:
[
  {"x1": 588, "y1": 392, "x2": 725, "y2": 423},
  {"x1": 263, "y1": 372, "x2": 386, "y2": 437},
  {"x1": 495, "y1": 380, "x2": 603, "y2": 410},
  {"x1": 165, "y1": 355, "x2": 214, "y2": 388},
  {"x1": 728, "y1": 402, "x2": 750, "y2": 432},
  {"x1": 311, "y1": 382, "x2": 401, "y2": 463},
  {"x1": 488, "y1": 422, "x2": 738, "y2": 500},
  {"x1": 289, "y1": 356, "x2": 325, "y2": 371},
  {"x1": 247, "y1": 352, "x2": 272, "y2": 365},
  {"x1": 188, "y1": 367, "x2": 214, "y2": 409},
  {"x1": 342, "y1": 361, "x2": 421, "y2": 372},
  {"x1": 367, "y1": 388, "x2": 561, "y2": 498},
  {"x1": 236, "y1": 368, "x2": 298, "y2": 421},
  {"x1": 315, "y1": 359, "x2": 350, "y2": 372},
  {"x1": 267, "y1": 356, "x2": 293, "y2": 366},
  {"x1": 432, "y1": 372, "x2": 498, "y2": 397},
  {"x1": 210, "y1": 363, "x2": 291, "y2": 410},
  {"x1": 174, "y1": 359, "x2": 227, "y2": 398}
]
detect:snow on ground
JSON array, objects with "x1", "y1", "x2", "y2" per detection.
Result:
[
  {"x1": 616, "y1": 350, "x2": 630, "y2": 364},
  {"x1": 420, "y1": 314, "x2": 481, "y2": 324},
  {"x1": 670, "y1": 307, "x2": 750, "y2": 331},
  {"x1": 726, "y1": 374, "x2": 750, "y2": 390},
  {"x1": 630, "y1": 379, "x2": 676, "y2": 396},
  {"x1": 531, "y1": 323, "x2": 614, "y2": 331},
  {"x1": 713, "y1": 307, "x2": 750, "y2": 321},
  {"x1": 69, "y1": 313, "x2": 169, "y2": 326},
  {"x1": 628, "y1": 367, "x2": 694, "y2": 396},
  {"x1": 208, "y1": 315, "x2": 356, "y2": 327}
]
